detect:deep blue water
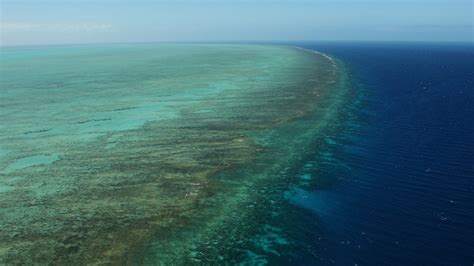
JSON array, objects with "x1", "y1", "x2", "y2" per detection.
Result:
[{"x1": 288, "y1": 42, "x2": 474, "y2": 265}]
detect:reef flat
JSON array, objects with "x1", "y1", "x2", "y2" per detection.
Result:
[{"x1": 0, "y1": 44, "x2": 350, "y2": 264}]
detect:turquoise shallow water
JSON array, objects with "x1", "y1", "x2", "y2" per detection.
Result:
[{"x1": 0, "y1": 44, "x2": 349, "y2": 264}]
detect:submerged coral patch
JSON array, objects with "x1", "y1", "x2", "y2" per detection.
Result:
[{"x1": 0, "y1": 44, "x2": 349, "y2": 264}]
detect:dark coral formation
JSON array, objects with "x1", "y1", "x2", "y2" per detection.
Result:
[{"x1": 0, "y1": 45, "x2": 349, "y2": 264}]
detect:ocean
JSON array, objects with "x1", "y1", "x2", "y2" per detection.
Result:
[
  {"x1": 0, "y1": 42, "x2": 473, "y2": 265},
  {"x1": 286, "y1": 42, "x2": 474, "y2": 265}
]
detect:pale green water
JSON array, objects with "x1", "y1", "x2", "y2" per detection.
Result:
[{"x1": 0, "y1": 44, "x2": 349, "y2": 264}]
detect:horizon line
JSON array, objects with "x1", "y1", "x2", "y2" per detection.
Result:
[{"x1": 1, "y1": 39, "x2": 473, "y2": 49}]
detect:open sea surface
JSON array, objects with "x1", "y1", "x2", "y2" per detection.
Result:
[{"x1": 286, "y1": 42, "x2": 474, "y2": 265}]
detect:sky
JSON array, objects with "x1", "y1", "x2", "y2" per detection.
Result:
[{"x1": 0, "y1": 0, "x2": 473, "y2": 46}]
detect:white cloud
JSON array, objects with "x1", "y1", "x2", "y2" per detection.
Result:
[{"x1": 0, "y1": 23, "x2": 114, "y2": 33}]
